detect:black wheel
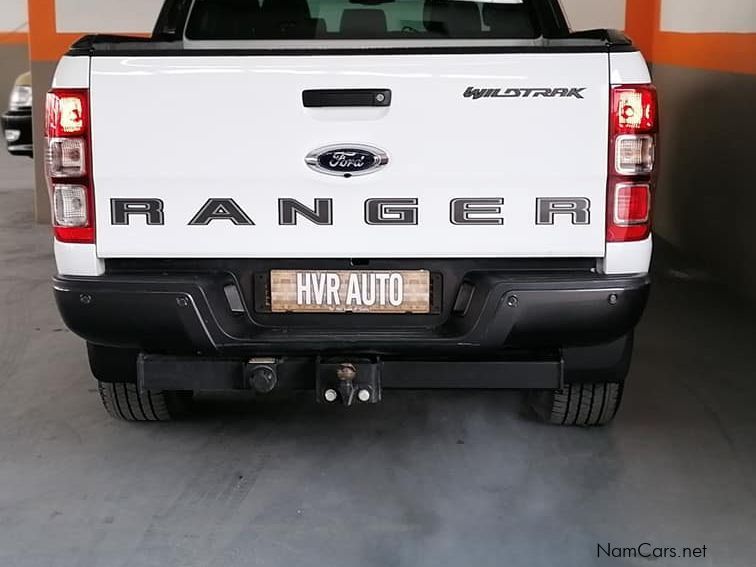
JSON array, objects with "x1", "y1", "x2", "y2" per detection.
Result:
[
  {"x1": 529, "y1": 382, "x2": 625, "y2": 427},
  {"x1": 97, "y1": 382, "x2": 192, "y2": 422}
]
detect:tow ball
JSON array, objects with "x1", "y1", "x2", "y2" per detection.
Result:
[{"x1": 317, "y1": 359, "x2": 382, "y2": 407}]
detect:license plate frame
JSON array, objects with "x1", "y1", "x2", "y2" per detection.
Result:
[{"x1": 268, "y1": 269, "x2": 432, "y2": 314}]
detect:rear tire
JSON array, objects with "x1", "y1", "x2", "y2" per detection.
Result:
[
  {"x1": 529, "y1": 382, "x2": 624, "y2": 427},
  {"x1": 97, "y1": 382, "x2": 192, "y2": 422}
]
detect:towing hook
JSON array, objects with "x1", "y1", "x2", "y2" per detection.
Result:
[
  {"x1": 337, "y1": 363, "x2": 358, "y2": 382},
  {"x1": 337, "y1": 363, "x2": 358, "y2": 406},
  {"x1": 318, "y1": 360, "x2": 381, "y2": 406}
]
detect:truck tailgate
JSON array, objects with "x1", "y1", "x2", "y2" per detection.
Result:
[{"x1": 89, "y1": 53, "x2": 609, "y2": 258}]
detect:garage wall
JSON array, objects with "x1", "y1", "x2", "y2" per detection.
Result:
[
  {"x1": 54, "y1": 0, "x2": 163, "y2": 33},
  {"x1": 0, "y1": 42, "x2": 29, "y2": 106},
  {"x1": 0, "y1": 0, "x2": 28, "y2": 34},
  {"x1": 661, "y1": 0, "x2": 755, "y2": 34},
  {"x1": 625, "y1": 0, "x2": 756, "y2": 303},
  {"x1": 561, "y1": 0, "x2": 626, "y2": 31}
]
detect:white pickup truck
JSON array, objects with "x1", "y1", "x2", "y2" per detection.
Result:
[{"x1": 48, "y1": 0, "x2": 657, "y2": 425}]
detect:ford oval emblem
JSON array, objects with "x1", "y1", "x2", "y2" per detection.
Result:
[{"x1": 305, "y1": 144, "x2": 389, "y2": 177}]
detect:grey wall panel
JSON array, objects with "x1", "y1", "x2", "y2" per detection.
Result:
[
  {"x1": 30, "y1": 60, "x2": 56, "y2": 224},
  {"x1": 652, "y1": 64, "x2": 756, "y2": 302},
  {"x1": 0, "y1": 44, "x2": 29, "y2": 119}
]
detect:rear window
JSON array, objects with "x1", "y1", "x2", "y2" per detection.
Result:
[{"x1": 185, "y1": 0, "x2": 540, "y2": 41}]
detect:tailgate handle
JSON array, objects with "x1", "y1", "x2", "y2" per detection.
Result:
[{"x1": 303, "y1": 89, "x2": 392, "y2": 108}]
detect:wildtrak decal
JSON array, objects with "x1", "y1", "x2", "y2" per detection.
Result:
[
  {"x1": 464, "y1": 87, "x2": 587, "y2": 100},
  {"x1": 110, "y1": 198, "x2": 591, "y2": 227}
]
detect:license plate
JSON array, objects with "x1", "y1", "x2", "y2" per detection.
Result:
[{"x1": 270, "y1": 270, "x2": 431, "y2": 314}]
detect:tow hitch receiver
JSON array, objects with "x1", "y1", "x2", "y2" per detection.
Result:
[{"x1": 317, "y1": 358, "x2": 382, "y2": 407}]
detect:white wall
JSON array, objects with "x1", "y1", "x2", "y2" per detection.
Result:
[
  {"x1": 55, "y1": 0, "x2": 162, "y2": 33},
  {"x1": 0, "y1": 0, "x2": 28, "y2": 33},
  {"x1": 661, "y1": 0, "x2": 756, "y2": 34},
  {"x1": 560, "y1": 0, "x2": 626, "y2": 31}
]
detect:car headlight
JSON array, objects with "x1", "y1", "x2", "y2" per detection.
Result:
[{"x1": 10, "y1": 85, "x2": 32, "y2": 111}]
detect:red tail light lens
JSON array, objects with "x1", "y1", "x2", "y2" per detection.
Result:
[
  {"x1": 607, "y1": 183, "x2": 651, "y2": 242},
  {"x1": 46, "y1": 91, "x2": 88, "y2": 137},
  {"x1": 614, "y1": 184, "x2": 651, "y2": 224},
  {"x1": 607, "y1": 84, "x2": 658, "y2": 243},
  {"x1": 612, "y1": 86, "x2": 657, "y2": 135},
  {"x1": 45, "y1": 89, "x2": 94, "y2": 244}
]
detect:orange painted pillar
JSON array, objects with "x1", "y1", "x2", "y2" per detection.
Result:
[
  {"x1": 28, "y1": 0, "x2": 83, "y2": 63},
  {"x1": 624, "y1": 0, "x2": 661, "y2": 62}
]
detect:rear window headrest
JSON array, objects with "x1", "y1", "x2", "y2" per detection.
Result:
[
  {"x1": 340, "y1": 9, "x2": 388, "y2": 37},
  {"x1": 186, "y1": 0, "x2": 260, "y2": 40},
  {"x1": 262, "y1": 0, "x2": 311, "y2": 19},
  {"x1": 482, "y1": 3, "x2": 537, "y2": 38},
  {"x1": 424, "y1": 0, "x2": 482, "y2": 36}
]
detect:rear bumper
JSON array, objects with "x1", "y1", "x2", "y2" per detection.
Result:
[
  {"x1": 53, "y1": 264, "x2": 650, "y2": 357},
  {"x1": 1, "y1": 110, "x2": 33, "y2": 157}
]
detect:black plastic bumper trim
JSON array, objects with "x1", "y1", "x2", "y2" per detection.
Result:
[{"x1": 54, "y1": 270, "x2": 650, "y2": 356}]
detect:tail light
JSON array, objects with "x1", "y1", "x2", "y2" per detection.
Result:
[
  {"x1": 45, "y1": 89, "x2": 94, "y2": 244},
  {"x1": 607, "y1": 85, "x2": 657, "y2": 242}
]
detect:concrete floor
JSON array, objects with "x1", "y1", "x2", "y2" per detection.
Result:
[{"x1": 1, "y1": 150, "x2": 755, "y2": 567}]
